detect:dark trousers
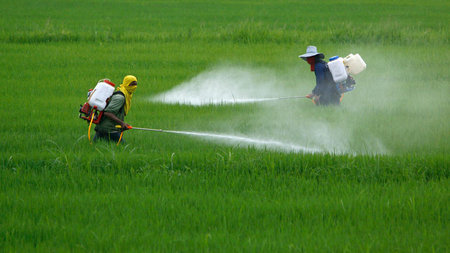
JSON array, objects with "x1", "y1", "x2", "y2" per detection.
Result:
[
  {"x1": 93, "y1": 131, "x2": 124, "y2": 143},
  {"x1": 317, "y1": 86, "x2": 341, "y2": 106}
]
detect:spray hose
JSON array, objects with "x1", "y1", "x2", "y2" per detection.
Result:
[
  {"x1": 115, "y1": 125, "x2": 133, "y2": 146},
  {"x1": 117, "y1": 132, "x2": 124, "y2": 146},
  {"x1": 88, "y1": 109, "x2": 95, "y2": 144}
]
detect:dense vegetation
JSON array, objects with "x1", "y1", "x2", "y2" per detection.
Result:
[{"x1": 1, "y1": 0, "x2": 448, "y2": 251}]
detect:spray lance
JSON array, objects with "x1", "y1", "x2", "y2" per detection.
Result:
[
  {"x1": 115, "y1": 124, "x2": 223, "y2": 145},
  {"x1": 115, "y1": 125, "x2": 169, "y2": 145},
  {"x1": 251, "y1": 95, "x2": 307, "y2": 101},
  {"x1": 229, "y1": 95, "x2": 309, "y2": 104},
  {"x1": 114, "y1": 125, "x2": 322, "y2": 153},
  {"x1": 117, "y1": 125, "x2": 164, "y2": 132}
]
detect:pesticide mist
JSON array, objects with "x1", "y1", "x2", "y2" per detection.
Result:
[
  {"x1": 149, "y1": 64, "x2": 438, "y2": 155},
  {"x1": 151, "y1": 66, "x2": 299, "y2": 105},
  {"x1": 164, "y1": 130, "x2": 322, "y2": 153}
]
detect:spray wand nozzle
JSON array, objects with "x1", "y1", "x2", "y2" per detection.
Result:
[
  {"x1": 116, "y1": 125, "x2": 166, "y2": 132},
  {"x1": 116, "y1": 125, "x2": 133, "y2": 131}
]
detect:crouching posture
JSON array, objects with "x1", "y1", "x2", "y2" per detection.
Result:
[
  {"x1": 94, "y1": 75, "x2": 138, "y2": 142},
  {"x1": 299, "y1": 46, "x2": 354, "y2": 106}
]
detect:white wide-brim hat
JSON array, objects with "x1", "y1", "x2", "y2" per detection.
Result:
[{"x1": 298, "y1": 45, "x2": 324, "y2": 60}]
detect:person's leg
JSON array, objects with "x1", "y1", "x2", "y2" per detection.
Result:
[
  {"x1": 108, "y1": 132, "x2": 125, "y2": 144},
  {"x1": 93, "y1": 131, "x2": 108, "y2": 142}
]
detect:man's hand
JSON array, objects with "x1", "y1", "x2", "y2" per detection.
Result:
[
  {"x1": 306, "y1": 94, "x2": 314, "y2": 99},
  {"x1": 120, "y1": 122, "x2": 131, "y2": 131},
  {"x1": 312, "y1": 95, "x2": 320, "y2": 105},
  {"x1": 116, "y1": 122, "x2": 131, "y2": 131}
]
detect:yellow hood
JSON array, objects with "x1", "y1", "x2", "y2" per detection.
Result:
[{"x1": 117, "y1": 75, "x2": 137, "y2": 115}]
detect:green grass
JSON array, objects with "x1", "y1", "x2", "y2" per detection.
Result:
[
  {"x1": 1, "y1": 0, "x2": 449, "y2": 251},
  {"x1": 1, "y1": 0, "x2": 448, "y2": 45},
  {"x1": 1, "y1": 145, "x2": 449, "y2": 251}
]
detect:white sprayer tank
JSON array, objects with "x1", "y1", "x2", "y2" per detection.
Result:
[
  {"x1": 87, "y1": 80, "x2": 115, "y2": 111},
  {"x1": 343, "y1": 53, "x2": 366, "y2": 75},
  {"x1": 327, "y1": 56, "x2": 348, "y2": 83}
]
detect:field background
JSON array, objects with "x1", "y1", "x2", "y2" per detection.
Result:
[{"x1": 1, "y1": 0, "x2": 449, "y2": 251}]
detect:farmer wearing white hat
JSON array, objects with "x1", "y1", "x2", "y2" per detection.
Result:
[{"x1": 299, "y1": 46, "x2": 341, "y2": 105}]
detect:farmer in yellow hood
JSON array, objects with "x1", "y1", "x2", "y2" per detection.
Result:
[{"x1": 94, "y1": 75, "x2": 138, "y2": 143}]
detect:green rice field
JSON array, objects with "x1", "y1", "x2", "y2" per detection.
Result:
[{"x1": 1, "y1": 0, "x2": 449, "y2": 251}]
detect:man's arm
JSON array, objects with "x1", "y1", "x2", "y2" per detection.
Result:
[
  {"x1": 103, "y1": 112, "x2": 130, "y2": 130},
  {"x1": 103, "y1": 94, "x2": 130, "y2": 130}
]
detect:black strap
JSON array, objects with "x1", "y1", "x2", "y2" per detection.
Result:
[
  {"x1": 103, "y1": 91, "x2": 125, "y2": 111},
  {"x1": 113, "y1": 91, "x2": 125, "y2": 97}
]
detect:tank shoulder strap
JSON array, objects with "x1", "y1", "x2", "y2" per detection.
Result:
[
  {"x1": 113, "y1": 91, "x2": 125, "y2": 111},
  {"x1": 103, "y1": 91, "x2": 125, "y2": 111},
  {"x1": 322, "y1": 60, "x2": 330, "y2": 70},
  {"x1": 112, "y1": 91, "x2": 125, "y2": 97}
]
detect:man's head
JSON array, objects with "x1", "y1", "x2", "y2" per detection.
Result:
[
  {"x1": 299, "y1": 45, "x2": 324, "y2": 62},
  {"x1": 122, "y1": 75, "x2": 138, "y2": 94},
  {"x1": 306, "y1": 57, "x2": 315, "y2": 65}
]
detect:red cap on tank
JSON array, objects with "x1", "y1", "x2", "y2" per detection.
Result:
[{"x1": 104, "y1": 80, "x2": 116, "y2": 87}]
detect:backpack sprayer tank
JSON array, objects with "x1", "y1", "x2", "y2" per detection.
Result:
[
  {"x1": 327, "y1": 56, "x2": 348, "y2": 83},
  {"x1": 88, "y1": 80, "x2": 116, "y2": 111},
  {"x1": 78, "y1": 79, "x2": 118, "y2": 143},
  {"x1": 343, "y1": 53, "x2": 366, "y2": 75},
  {"x1": 328, "y1": 54, "x2": 367, "y2": 95},
  {"x1": 79, "y1": 79, "x2": 116, "y2": 125}
]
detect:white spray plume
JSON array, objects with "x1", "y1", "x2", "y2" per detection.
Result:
[
  {"x1": 151, "y1": 66, "x2": 299, "y2": 105},
  {"x1": 166, "y1": 130, "x2": 322, "y2": 153},
  {"x1": 149, "y1": 65, "x2": 389, "y2": 155}
]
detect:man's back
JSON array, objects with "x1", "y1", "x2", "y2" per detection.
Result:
[
  {"x1": 95, "y1": 92, "x2": 125, "y2": 133},
  {"x1": 313, "y1": 61, "x2": 340, "y2": 105}
]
